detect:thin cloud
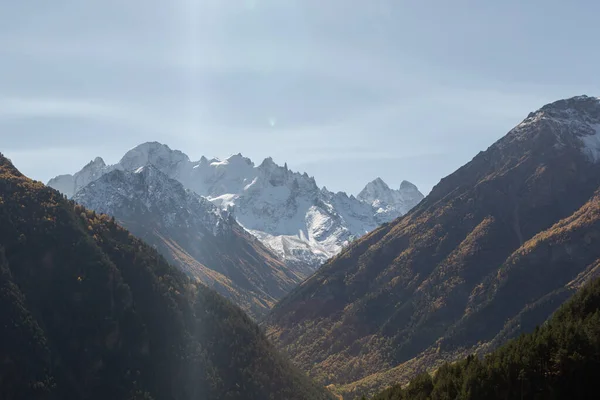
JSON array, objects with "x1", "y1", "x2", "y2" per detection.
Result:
[
  {"x1": 0, "y1": 97, "x2": 180, "y2": 136},
  {"x1": 0, "y1": 97, "x2": 122, "y2": 119}
]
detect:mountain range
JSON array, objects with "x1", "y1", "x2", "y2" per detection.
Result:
[
  {"x1": 71, "y1": 165, "x2": 300, "y2": 319},
  {"x1": 48, "y1": 144, "x2": 422, "y2": 317},
  {"x1": 5, "y1": 94, "x2": 600, "y2": 400},
  {"x1": 48, "y1": 144, "x2": 423, "y2": 271},
  {"x1": 265, "y1": 95, "x2": 600, "y2": 397},
  {"x1": 0, "y1": 153, "x2": 334, "y2": 400}
]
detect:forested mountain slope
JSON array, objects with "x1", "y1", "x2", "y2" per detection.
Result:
[
  {"x1": 371, "y1": 275, "x2": 600, "y2": 400},
  {"x1": 0, "y1": 153, "x2": 333, "y2": 400}
]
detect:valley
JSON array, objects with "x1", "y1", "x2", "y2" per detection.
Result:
[
  {"x1": 3, "y1": 1, "x2": 599, "y2": 399},
  {"x1": 4, "y1": 96, "x2": 600, "y2": 399},
  {"x1": 48, "y1": 144, "x2": 422, "y2": 318}
]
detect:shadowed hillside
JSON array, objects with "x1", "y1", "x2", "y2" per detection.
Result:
[{"x1": 0, "y1": 153, "x2": 333, "y2": 400}]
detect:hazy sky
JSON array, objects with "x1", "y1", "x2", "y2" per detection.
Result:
[{"x1": 1, "y1": 1, "x2": 599, "y2": 194}]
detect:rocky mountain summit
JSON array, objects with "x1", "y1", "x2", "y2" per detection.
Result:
[
  {"x1": 49, "y1": 143, "x2": 423, "y2": 271},
  {"x1": 358, "y1": 178, "x2": 424, "y2": 220}
]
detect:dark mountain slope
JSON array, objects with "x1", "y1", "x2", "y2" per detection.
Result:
[
  {"x1": 72, "y1": 166, "x2": 301, "y2": 319},
  {"x1": 265, "y1": 95, "x2": 600, "y2": 396},
  {"x1": 371, "y1": 274, "x2": 600, "y2": 400},
  {"x1": 0, "y1": 153, "x2": 333, "y2": 400}
]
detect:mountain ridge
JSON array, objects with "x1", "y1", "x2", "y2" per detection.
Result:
[
  {"x1": 48, "y1": 144, "x2": 423, "y2": 271},
  {"x1": 264, "y1": 95, "x2": 600, "y2": 397},
  {"x1": 71, "y1": 164, "x2": 302, "y2": 319}
]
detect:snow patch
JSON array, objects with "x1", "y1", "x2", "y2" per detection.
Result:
[{"x1": 580, "y1": 124, "x2": 600, "y2": 162}]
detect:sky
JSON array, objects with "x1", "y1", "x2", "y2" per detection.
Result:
[{"x1": 1, "y1": 1, "x2": 599, "y2": 195}]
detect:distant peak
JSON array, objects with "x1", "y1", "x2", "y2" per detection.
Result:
[
  {"x1": 259, "y1": 156, "x2": 277, "y2": 168},
  {"x1": 127, "y1": 142, "x2": 189, "y2": 158},
  {"x1": 358, "y1": 178, "x2": 424, "y2": 211},
  {"x1": 208, "y1": 153, "x2": 254, "y2": 169},
  {"x1": 84, "y1": 156, "x2": 106, "y2": 168},
  {"x1": 138, "y1": 141, "x2": 169, "y2": 149},
  {"x1": 130, "y1": 141, "x2": 167, "y2": 152},
  {"x1": 119, "y1": 142, "x2": 190, "y2": 170},
  {"x1": 365, "y1": 177, "x2": 391, "y2": 190},
  {"x1": 400, "y1": 180, "x2": 419, "y2": 191},
  {"x1": 226, "y1": 153, "x2": 254, "y2": 166}
]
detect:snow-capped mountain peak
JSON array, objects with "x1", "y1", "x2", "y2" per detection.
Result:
[
  {"x1": 400, "y1": 179, "x2": 420, "y2": 192},
  {"x1": 47, "y1": 156, "x2": 109, "y2": 198},
  {"x1": 119, "y1": 142, "x2": 190, "y2": 176},
  {"x1": 360, "y1": 177, "x2": 391, "y2": 196},
  {"x1": 49, "y1": 143, "x2": 423, "y2": 270},
  {"x1": 533, "y1": 96, "x2": 600, "y2": 162},
  {"x1": 259, "y1": 156, "x2": 277, "y2": 168},
  {"x1": 74, "y1": 164, "x2": 229, "y2": 235},
  {"x1": 210, "y1": 153, "x2": 254, "y2": 168},
  {"x1": 358, "y1": 177, "x2": 424, "y2": 220},
  {"x1": 508, "y1": 95, "x2": 600, "y2": 159},
  {"x1": 90, "y1": 156, "x2": 106, "y2": 167}
]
